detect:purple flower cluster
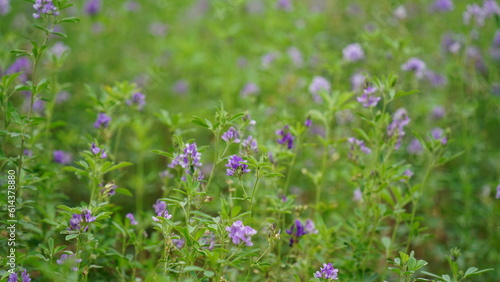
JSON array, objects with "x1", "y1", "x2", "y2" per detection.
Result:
[
  {"x1": 126, "y1": 213, "x2": 138, "y2": 225},
  {"x1": 431, "y1": 0, "x2": 453, "y2": 12},
  {"x1": 225, "y1": 155, "x2": 250, "y2": 176},
  {"x1": 314, "y1": 263, "x2": 339, "y2": 280},
  {"x1": 242, "y1": 135, "x2": 258, "y2": 152},
  {"x1": 168, "y1": 143, "x2": 203, "y2": 180},
  {"x1": 33, "y1": 0, "x2": 59, "y2": 18},
  {"x1": 276, "y1": 125, "x2": 294, "y2": 149},
  {"x1": 240, "y1": 82, "x2": 260, "y2": 97},
  {"x1": 8, "y1": 269, "x2": 31, "y2": 282},
  {"x1": 343, "y1": 43, "x2": 365, "y2": 62},
  {"x1": 309, "y1": 76, "x2": 331, "y2": 103},
  {"x1": 348, "y1": 137, "x2": 372, "y2": 155},
  {"x1": 226, "y1": 220, "x2": 257, "y2": 246},
  {"x1": 387, "y1": 108, "x2": 411, "y2": 150},
  {"x1": 173, "y1": 79, "x2": 189, "y2": 94},
  {"x1": 68, "y1": 209, "x2": 96, "y2": 232},
  {"x1": 287, "y1": 47, "x2": 303, "y2": 67},
  {"x1": 94, "y1": 113, "x2": 111, "y2": 129},
  {"x1": 0, "y1": 0, "x2": 11, "y2": 16},
  {"x1": 6, "y1": 57, "x2": 32, "y2": 82},
  {"x1": 496, "y1": 184, "x2": 500, "y2": 199},
  {"x1": 286, "y1": 219, "x2": 318, "y2": 246},
  {"x1": 222, "y1": 127, "x2": 241, "y2": 143},
  {"x1": 276, "y1": 0, "x2": 293, "y2": 11},
  {"x1": 401, "y1": 58, "x2": 426, "y2": 78},
  {"x1": 126, "y1": 92, "x2": 146, "y2": 110},
  {"x1": 351, "y1": 73, "x2": 366, "y2": 92},
  {"x1": 407, "y1": 138, "x2": 423, "y2": 155},
  {"x1": 463, "y1": 1, "x2": 500, "y2": 26},
  {"x1": 91, "y1": 143, "x2": 107, "y2": 159},
  {"x1": 430, "y1": 128, "x2": 447, "y2": 145},
  {"x1": 53, "y1": 150, "x2": 72, "y2": 164},
  {"x1": 357, "y1": 87, "x2": 381, "y2": 108},
  {"x1": 84, "y1": 0, "x2": 101, "y2": 16},
  {"x1": 100, "y1": 182, "x2": 116, "y2": 197},
  {"x1": 172, "y1": 238, "x2": 185, "y2": 249},
  {"x1": 57, "y1": 254, "x2": 82, "y2": 271},
  {"x1": 199, "y1": 232, "x2": 216, "y2": 250},
  {"x1": 152, "y1": 200, "x2": 173, "y2": 222}
]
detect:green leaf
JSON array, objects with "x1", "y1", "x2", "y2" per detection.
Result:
[
  {"x1": 65, "y1": 234, "x2": 79, "y2": 241},
  {"x1": 102, "y1": 162, "x2": 133, "y2": 174},
  {"x1": 204, "y1": 271, "x2": 215, "y2": 278},
  {"x1": 115, "y1": 188, "x2": 132, "y2": 197},
  {"x1": 191, "y1": 116, "x2": 209, "y2": 128},
  {"x1": 183, "y1": 266, "x2": 204, "y2": 272},
  {"x1": 56, "y1": 17, "x2": 80, "y2": 24}
]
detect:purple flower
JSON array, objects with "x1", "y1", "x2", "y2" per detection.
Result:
[
  {"x1": 226, "y1": 220, "x2": 257, "y2": 246},
  {"x1": 53, "y1": 150, "x2": 72, "y2": 164},
  {"x1": 351, "y1": 73, "x2": 366, "y2": 92},
  {"x1": 149, "y1": 22, "x2": 168, "y2": 37},
  {"x1": 357, "y1": 87, "x2": 381, "y2": 108},
  {"x1": 94, "y1": 113, "x2": 111, "y2": 129},
  {"x1": 225, "y1": 155, "x2": 250, "y2": 176},
  {"x1": 126, "y1": 92, "x2": 146, "y2": 110},
  {"x1": 401, "y1": 58, "x2": 426, "y2": 78},
  {"x1": 431, "y1": 0, "x2": 453, "y2": 12},
  {"x1": 57, "y1": 254, "x2": 82, "y2": 271},
  {"x1": 276, "y1": 125, "x2": 294, "y2": 149},
  {"x1": 242, "y1": 135, "x2": 258, "y2": 152},
  {"x1": 172, "y1": 238, "x2": 185, "y2": 249},
  {"x1": 152, "y1": 209, "x2": 173, "y2": 222},
  {"x1": 286, "y1": 219, "x2": 317, "y2": 246},
  {"x1": 276, "y1": 0, "x2": 292, "y2": 11},
  {"x1": 33, "y1": 0, "x2": 59, "y2": 18},
  {"x1": 407, "y1": 138, "x2": 423, "y2": 155},
  {"x1": 8, "y1": 273, "x2": 17, "y2": 282},
  {"x1": 125, "y1": 1, "x2": 140, "y2": 12},
  {"x1": 304, "y1": 117, "x2": 312, "y2": 127},
  {"x1": 261, "y1": 52, "x2": 278, "y2": 69},
  {"x1": 343, "y1": 43, "x2": 365, "y2": 62},
  {"x1": 483, "y1": 0, "x2": 500, "y2": 17},
  {"x1": 287, "y1": 47, "x2": 303, "y2": 67},
  {"x1": 314, "y1": 263, "x2": 339, "y2": 280},
  {"x1": 496, "y1": 184, "x2": 500, "y2": 199},
  {"x1": 348, "y1": 137, "x2": 372, "y2": 155},
  {"x1": 309, "y1": 76, "x2": 331, "y2": 103},
  {"x1": 493, "y1": 30, "x2": 500, "y2": 47},
  {"x1": 173, "y1": 80, "x2": 189, "y2": 94},
  {"x1": 56, "y1": 91, "x2": 70, "y2": 104},
  {"x1": 387, "y1": 108, "x2": 410, "y2": 150},
  {"x1": 305, "y1": 219, "x2": 318, "y2": 234},
  {"x1": 430, "y1": 128, "x2": 447, "y2": 145},
  {"x1": 153, "y1": 200, "x2": 167, "y2": 214},
  {"x1": 20, "y1": 270, "x2": 30, "y2": 282},
  {"x1": 463, "y1": 4, "x2": 487, "y2": 26},
  {"x1": 48, "y1": 42, "x2": 70, "y2": 59},
  {"x1": 199, "y1": 232, "x2": 216, "y2": 250},
  {"x1": 222, "y1": 127, "x2": 241, "y2": 143},
  {"x1": 126, "y1": 213, "x2": 138, "y2": 225},
  {"x1": 402, "y1": 169, "x2": 414, "y2": 180},
  {"x1": 91, "y1": 143, "x2": 101, "y2": 155},
  {"x1": 84, "y1": 0, "x2": 101, "y2": 15},
  {"x1": 100, "y1": 182, "x2": 117, "y2": 197},
  {"x1": 441, "y1": 33, "x2": 461, "y2": 54},
  {"x1": 431, "y1": 106, "x2": 445, "y2": 119},
  {"x1": 168, "y1": 143, "x2": 204, "y2": 180},
  {"x1": 425, "y1": 71, "x2": 447, "y2": 87},
  {"x1": 0, "y1": 0, "x2": 11, "y2": 16},
  {"x1": 24, "y1": 149, "x2": 33, "y2": 157},
  {"x1": 240, "y1": 82, "x2": 260, "y2": 97},
  {"x1": 6, "y1": 57, "x2": 32, "y2": 82},
  {"x1": 353, "y1": 188, "x2": 362, "y2": 202},
  {"x1": 67, "y1": 209, "x2": 96, "y2": 232}
]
